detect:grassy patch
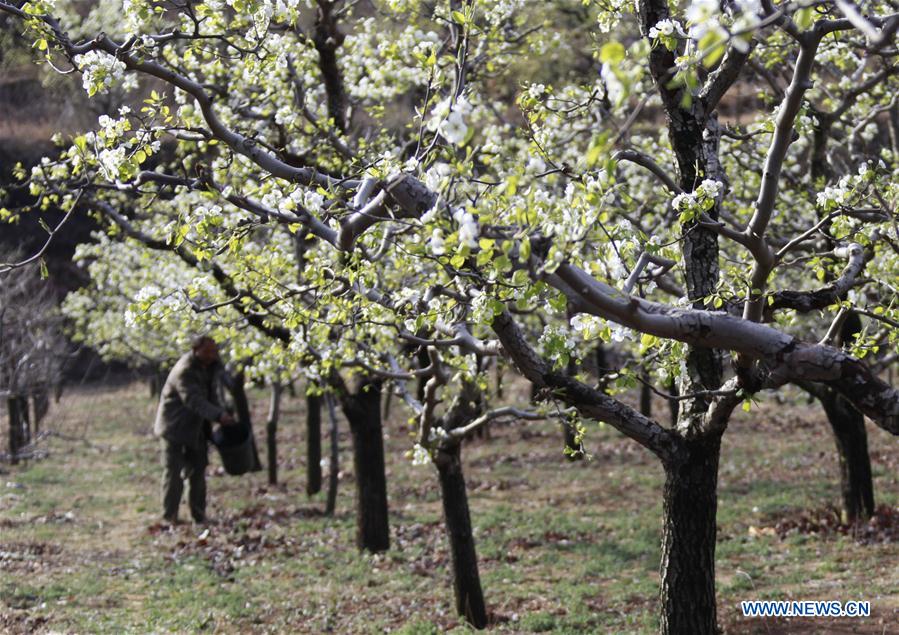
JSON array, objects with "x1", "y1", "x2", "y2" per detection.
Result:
[{"x1": 0, "y1": 384, "x2": 897, "y2": 633}]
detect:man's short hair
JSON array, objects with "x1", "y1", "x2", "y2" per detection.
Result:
[{"x1": 191, "y1": 334, "x2": 216, "y2": 351}]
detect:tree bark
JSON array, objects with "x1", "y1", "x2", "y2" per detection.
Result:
[
  {"x1": 529, "y1": 380, "x2": 539, "y2": 403},
  {"x1": 313, "y1": 0, "x2": 348, "y2": 133},
  {"x1": 7, "y1": 396, "x2": 22, "y2": 465},
  {"x1": 660, "y1": 435, "x2": 721, "y2": 635},
  {"x1": 340, "y1": 378, "x2": 390, "y2": 552},
  {"x1": 224, "y1": 370, "x2": 263, "y2": 472},
  {"x1": 32, "y1": 391, "x2": 50, "y2": 433},
  {"x1": 816, "y1": 311, "x2": 875, "y2": 523},
  {"x1": 266, "y1": 384, "x2": 283, "y2": 486},
  {"x1": 306, "y1": 393, "x2": 323, "y2": 496},
  {"x1": 435, "y1": 443, "x2": 488, "y2": 629},
  {"x1": 382, "y1": 385, "x2": 393, "y2": 421},
  {"x1": 18, "y1": 396, "x2": 31, "y2": 447},
  {"x1": 415, "y1": 346, "x2": 430, "y2": 403},
  {"x1": 149, "y1": 366, "x2": 165, "y2": 398},
  {"x1": 324, "y1": 393, "x2": 339, "y2": 516},
  {"x1": 640, "y1": 374, "x2": 652, "y2": 417},
  {"x1": 666, "y1": 378, "x2": 679, "y2": 428},
  {"x1": 821, "y1": 392, "x2": 875, "y2": 523}
]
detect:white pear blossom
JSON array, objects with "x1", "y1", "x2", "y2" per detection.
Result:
[
  {"x1": 453, "y1": 208, "x2": 479, "y2": 248},
  {"x1": 439, "y1": 111, "x2": 469, "y2": 145},
  {"x1": 648, "y1": 19, "x2": 686, "y2": 39},
  {"x1": 601, "y1": 62, "x2": 625, "y2": 103},
  {"x1": 74, "y1": 50, "x2": 136, "y2": 96},
  {"x1": 97, "y1": 146, "x2": 127, "y2": 180},
  {"x1": 411, "y1": 443, "x2": 432, "y2": 466},
  {"x1": 428, "y1": 229, "x2": 446, "y2": 256}
]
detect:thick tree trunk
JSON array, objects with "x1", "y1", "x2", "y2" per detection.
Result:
[
  {"x1": 640, "y1": 374, "x2": 652, "y2": 417},
  {"x1": 149, "y1": 366, "x2": 165, "y2": 398},
  {"x1": 382, "y1": 386, "x2": 393, "y2": 421},
  {"x1": 224, "y1": 370, "x2": 263, "y2": 472},
  {"x1": 660, "y1": 435, "x2": 721, "y2": 635},
  {"x1": 7, "y1": 396, "x2": 22, "y2": 465},
  {"x1": 18, "y1": 396, "x2": 31, "y2": 447},
  {"x1": 32, "y1": 391, "x2": 50, "y2": 433},
  {"x1": 666, "y1": 378, "x2": 679, "y2": 428},
  {"x1": 313, "y1": 1, "x2": 348, "y2": 133},
  {"x1": 324, "y1": 394, "x2": 339, "y2": 516},
  {"x1": 821, "y1": 392, "x2": 875, "y2": 523},
  {"x1": 306, "y1": 393, "x2": 323, "y2": 496},
  {"x1": 415, "y1": 346, "x2": 430, "y2": 403},
  {"x1": 266, "y1": 384, "x2": 283, "y2": 486},
  {"x1": 341, "y1": 378, "x2": 390, "y2": 552},
  {"x1": 435, "y1": 443, "x2": 488, "y2": 629}
]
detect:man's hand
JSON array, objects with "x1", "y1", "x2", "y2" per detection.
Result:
[{"x1": 219, "y1": 412, "x2": 236, "y2": 426}]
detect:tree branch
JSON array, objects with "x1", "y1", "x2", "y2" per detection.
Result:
[{"x1": 491, "y1": 309, "x2": 681, "y2": 462}]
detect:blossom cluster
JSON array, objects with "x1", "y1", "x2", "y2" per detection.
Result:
[
  {"x1": 74, "y1": 50, "x2": 136, "y2": 96},
  {"x1": 671, "y1": 179, "x2": 724, "y2": 222},
  {"x1": 428, "y1": 97, "x2": 474, "y2": 146},
  {"x1": 816, "y1": 163, "x2": 876, "y2": 212}
]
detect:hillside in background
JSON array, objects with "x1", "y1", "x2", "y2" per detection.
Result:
[{"x1": 1, "y1": 21, "x2": 128, "y2": 381}]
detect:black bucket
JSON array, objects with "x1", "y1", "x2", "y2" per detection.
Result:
[{"x1": 212, "y1": 423, "x2": 256, "y2": 475}]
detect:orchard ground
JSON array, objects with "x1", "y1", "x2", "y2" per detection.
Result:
[{"x1": 1, "y1": 381, "x2": 897, "y2": 634}]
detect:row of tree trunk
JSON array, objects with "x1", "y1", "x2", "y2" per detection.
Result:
[
  {"x1": 574, "y1": 343, "x2": 875, "y2": 526},
  {"x1": 5, "y1": 392, "x2": 49, "y2": 464},
  {"x1": 243, "y1": 358, "x2": 877, "y2": 633}
]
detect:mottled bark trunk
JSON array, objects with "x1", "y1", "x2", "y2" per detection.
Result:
[
  {"x1": 822, "y1": 311, "x2": 874, "y2": 522},
  {"x1": 7, "y1": 396, "x2": 23, "y2": 464},
  {"x1": 435, "y1": 443, "x2": 488, "y2": 629},
  {"x1": 342, "y1": 379, "x2": 390, "y2": 552},
  {"x1": 266, "y1": 418, "x2": 278, "y2": 485},
  {"x1": 640, "y1": 375, "x2": 652, "y2": 417},
  {"x1": 416, "y1": 346, "x2": 430, "y2": 403},
  {"x1": 821, "y1": 392, "x2": 875, "y2": 523},
  {"x1": 313, "y1": 1, "x2": 347, "y2": 132},
  {"x1": 595, "y1": 344, "x2": 610, "y2": 378},
  {"x1": 32, "y1": 391, "x2": 49, "y2": 433},
  {"x1": 18, "y1": 396, "x2": 30, "y2": 447},
  {"x1": 306, "y1": 393, "x2": 323, "y2": 496},
  {"x1": 266, "y1": 384, "x2": 282, "y2": 486},
  {"x1": 666, "y1": 378, "x2": 679, "y2": 428},
  {"x1": 810, "y1": 117, "x2": 833, "y2": 182},
  {"x1": 324, "y1": 394, "x2": 339, "y2": 516},
  {"x1": 660, "y1": 435, "x2": 721, "y2": 635},
  {"x1": 382, "y1": 386, "x2": 393, "y2": 421},
  {"x1": 225, "y1": 370, "x2": 263, "y2": 472},
  {"x1": 149, "y1": 367, "x2": 165, "y2": 398}
]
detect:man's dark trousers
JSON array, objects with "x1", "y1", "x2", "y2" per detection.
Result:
[{"x1": 161, "y1": 439, "x2": 207, "y2": 522}]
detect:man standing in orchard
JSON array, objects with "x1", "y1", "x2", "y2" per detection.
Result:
[{"x1": 154, "y1": 335, "x2": 235, "y2": 524}]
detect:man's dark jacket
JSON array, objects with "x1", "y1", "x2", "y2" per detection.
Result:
[{"x1": 154, "y1": 352, "x2": 224, "y2": 449}]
